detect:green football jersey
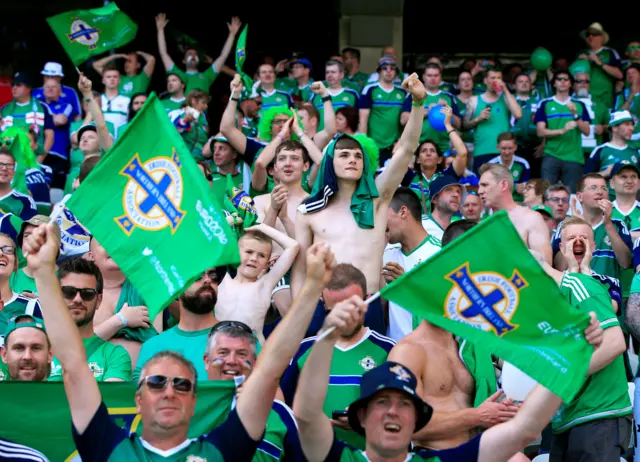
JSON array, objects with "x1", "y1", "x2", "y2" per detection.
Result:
[
  {"x1": 167, "y1": 63, "x2": 219, "y2": 95},
  {"x1": 585, "y1": 142, "x2": 640, "y2": 176},
  {"x1": 119, "y1": 73, "x2": 151, "y2": 98},
  {"x1": 616, "y1": 92, "x2": 640, "y2": 150},
  {"x1": 292, "y1": 84, "x2": 313, "y2": 102},
  {"x1": 360, "y1": 83, "x2": 407, "y2": 149},
  {"x1": 72, "y1": 402, "x2": 259, "y2": 461},
  {"x1": 160, "y1": 96, "x2": 186, "y2": 114},
  {"x1": 9, "y1": 268, "x2": 37, "y2": 295},
  {"x1": 310, "y1": 88, "x2": 360, "y2": 131},
  {"x1": 553, "y1": 272, "x2": 631, "y2": 433},
  {"x1": 281, "y1": 329, "x2": 395, "y2": 449},
  {"x1": 0, "y1": 293, "x2": 43, "y2": 347},
  {"x1": 579, "y1": 47, "x2": 621, "y2": 109},
  {"x1": 611, "y1": 202, "x2": 640, "y2": 297},
  {"x1": 275, "y1": 77, "x2": 297, "y2": 94},
  {"x1": 254, "y1": 400, "x2": 303, "y2": 462},
  {"x1": 0, "y1": 97, "x2": 52, "y2": 150},
  {"x1": 510, "y1": 95, "x2": 538, "y2": 145},
  {"x1": 0, "y1": 190, "x2": 37, "y2": 220},
  {"x1": 410, "y1": 90, "x2": 458, "y2": 152},
  {"x1": 346, "y1": 71, "x2": 369, "y2": 92},
  {"x1": 49, "y1": 335, "x2": 132, "y2": 382},
  {"x1": 134, "y1": 326, "x2": 211, "y2": 381},
  {"x1": 472, "y1": 94, "x2": 510, "y2": 157},
  {"x1": 259, "y1": 89, "x2": 293, "y2": 115},
  {"x1": 488, "y1": 155, "x2": 531, "y2": 202},
  {"x1": 534, "y1": 97, "x2": 591, "y2": 164}
]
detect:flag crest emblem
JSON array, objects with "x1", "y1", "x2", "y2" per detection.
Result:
[
  {"x1": 115, "y1": 150, "x2": 186, "y2": 235},
  {"x1": 67, "y1": 18, "x2": 100, "y2": 48},
  {"x1": 445, "y1": 263, "x2": 528, "y2": 337}
]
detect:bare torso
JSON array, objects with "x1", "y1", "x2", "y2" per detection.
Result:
[
  {"x1": 507, "y1": 206, "x2": 533, "y2": 243},
  {"x1": 214, "y1": 274, "x2": 272, "y2": 344},
  {"x1": 254, "y1": 189, "x2": 309, "y2": 255},
  {"x1": 306, "y1": 198, "x2": 387, "y2": 293}
]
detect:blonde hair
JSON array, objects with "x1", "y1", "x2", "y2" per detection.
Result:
[
  {"x1": 479, "y1": 163, "x2": 514, "y2": 190},
  {"x1": 239, "y1": 230, "x2": 273, "y2": 254},
  {"x1": 560, "y1": 216, "x2": 593, "y2": 240}
]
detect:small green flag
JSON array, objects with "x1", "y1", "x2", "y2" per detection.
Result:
[
  {"x1": 67, "y1": 93, "x2": 240, "y2": 318},
  {"x1": 235, "y1": 25, "x2": 254, "y2": 97},
  {"x1": 380, "y1": 211, "x2": 592, "y2": 402},
  {"x1": 0, "y1": 127, "x2": 36, "y2": 195},
  {"x1": 46, "y1": 2, "x2": 138, "y2": 66}
]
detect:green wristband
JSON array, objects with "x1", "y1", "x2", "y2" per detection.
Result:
[{"x1": 412, "y1": 101, "x2": 424, "y2": 107}]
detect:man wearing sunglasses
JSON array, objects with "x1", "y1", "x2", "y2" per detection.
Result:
[
  {"x1": 47, "y1": 257, "x2": 131, "y2": 382},
  {"x1": 205, "y1": 320, "x2": 304, "y2": 461},
  {"x1": 134, "y1": 267, "x2": 222, "y2": 381},
  {"x1": 25, "y1": 221, "x2": 338, "y2": 461}
]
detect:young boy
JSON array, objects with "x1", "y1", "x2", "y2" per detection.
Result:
[{"x1": 215, "y1": 223, "x2": 299, "y2": 344}]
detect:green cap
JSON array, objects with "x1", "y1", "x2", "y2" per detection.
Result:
[
  {"x1": 532, "y1": 204, "x2": 553, "y2": 218},
  {"x1": 5, "y1": 315, "x2": 46, "y2": 341}
]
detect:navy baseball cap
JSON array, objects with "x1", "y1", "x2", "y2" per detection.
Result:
[
  {"x1": 11, "y1": 72, "x2": 34, "y2": 87},
  {"x1": 291, "y1": 58, "x2": 312, "y2": 71},
  {"x1": 610, "y1": 161, "x2": 640, "y2": 177},
  {"x1": 429, "y1": 175, "x2": 464, "y2": 200},
  {"x1": 347, "y1": 361, "x2": 433, "y2": 435}
]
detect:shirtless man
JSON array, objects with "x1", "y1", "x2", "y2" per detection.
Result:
[
  {"x1": 215, "y1": 224, "x2": 299, "y2": 344},
  {"x1": 478, "y1": 163, "x2": 552, "y2": 263},
  {"x1": 291, "y1": 73, "x2": 425, "y2": 299}
]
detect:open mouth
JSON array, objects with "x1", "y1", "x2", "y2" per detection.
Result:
[
  {"x1": 223, "y1": 369, "x2": 240, "y2": 376},
  {"x1": 384, "y1": 423, "x2": 401, "y2": 433}
]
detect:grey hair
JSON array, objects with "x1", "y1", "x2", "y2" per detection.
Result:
[
  {"x1": 206, "y1": 325, "x2": 258, "y2": 360},
  {"x1": 544, "y1": 183, "x2": 571, "y2": 201},
  {"x1": 325, "y1": 59, "x2": 345, "y2": 73},
  {"x1": 138, "y1": 350, "x2": 198, "y2": 392}
]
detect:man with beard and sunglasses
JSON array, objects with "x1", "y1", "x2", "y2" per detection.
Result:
[
  {"x1": 48, "y1": 256, "x2": 131, "y2": 382},
  {"x1": 134, "y1": 267, "x2": 225, "y2": 381}
]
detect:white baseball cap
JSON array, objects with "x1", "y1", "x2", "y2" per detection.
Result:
[
  {"x1": 41, "y1": 62, "x2": 64, "y2": 78},
  {"x1": 609, "y1": 110, "x2": 634, "y2": 127}
]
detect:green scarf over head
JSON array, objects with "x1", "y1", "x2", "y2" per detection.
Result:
[
  {"x1": 300, "y1": 134, "x2": 379, "y2": 229},
  {"x1": 459, "y1": 338, "x2": 498, "y2": 407}
]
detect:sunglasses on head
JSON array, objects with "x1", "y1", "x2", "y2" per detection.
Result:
[
  {"x1": 210, "y1": 320, "x2": 252, "y2": 336},
  {"x1": 137, "y1": 375, "x2": 195, "y2": 393},
  {"x1": 61, "y1": 286, "x2": 99, "y2": 301}
]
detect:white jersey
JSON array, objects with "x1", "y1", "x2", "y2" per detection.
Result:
[
  {"x1": 421, "y1": 214, "x2": 445, "y2": 241},
  {"x1": 383, "y1": 235, "x2": 441, "y2": 341},
  {"x1": 101, "y1": 93, "x2": 130, "y2": 138}
]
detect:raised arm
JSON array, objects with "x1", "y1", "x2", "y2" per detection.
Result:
[
  {"x1": 292, "y1": 110, "x2": 323, "y2": 165},
  {"x1": 290, "y1": 211, "x2": 314, "y2": 298},
  {"x1": 78, "y1": 75, "x2": 112, "y2": 151},
  {"x1": 25, "y1": 224, "x2": 102, "y2": 434},
  {"x1": 155, "y1": 13, "x2": 175, "y2": 71},
  {"x1": 376, "y1": 73, "x2": 425, "y2": 202},
  {"x1": 499, "y1": 80, "x2": 522, "y2": 119},
  {"x1": 92, "y1": 54, "x2": 125, "y2": 75},
  {"x1": 247, "y1": 222, "x2": 299, "y2": 287},
  {"x1": 212, "y1": 17, "x2": 241, "y2": 75},
  {"x1": 237, "y1": 242, "x2": 335, "y2": 440},
  {"x1": 309, "y1": 82, "x2": 336, "y2": 149},
  {"x1": 462, "y1": 96, "x2": 483, "y2": 130},
  {"x1": 220, "y1": 75, "x2": 249, "y2": 154},
  {"x1": 137, "y1": 51, "x2": 157, "y2": 78},
  {"x1": 440, "y1": 107, "x2": 467, "y2": 176},
  {"x1": 294, "y1": 296, "x2": 367, "y2": 462}
]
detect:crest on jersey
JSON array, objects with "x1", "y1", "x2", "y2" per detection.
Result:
[
  {"x1": 444, "y1": 263, "x2": 527, "y2": 337},
  {"x1": 67, "y1": 18, "x2": 100, "y2": 49},
  {"x1": 88, "y1": 362, "x2": 104, "y2": 378},
  {"x1": 115, "y1": 151, "x2": 186, "y2": 236},
  {"x1": 186, "y1": 457, "x2": 207, "y2": 462},
  {"x1": 360, "y1": 356, "x2": 376, "y2": 371},
  {"x1": 604, "y1": 235, "x2": 611, "y2": 246},
  {"x1": 389, "y1": 364, "x2": 411, "y2": 382}
]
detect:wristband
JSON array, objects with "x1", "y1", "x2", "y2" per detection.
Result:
[
  {"x1": 412, "y1": 101, "x2": 424, "y2": 107},
  {"x1": 573, "y1": 115, "x2": 580, "y2": 121},
  {"x1": 116, "y1": 312, "x2": 127, "y2": 327},
  {"x1": 447, "y1": 129, "x2": 455, "y2": 135},
  {"x1": 321, "y1": 95, "x2": 331, "y2": 103},
  {"x1": 277, "y1": 133, "x2": 286, "y2": 142},
  {"x1": 231, "y1": 96, "x2": 240, "y2": 102}
]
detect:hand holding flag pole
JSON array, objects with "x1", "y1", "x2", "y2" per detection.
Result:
[
  {"x1": 23, "y1": 194, "x2": 71, "y2": 257},
  {"x1": 315, "y1": 292, "x2": 381, "y2": 343}
]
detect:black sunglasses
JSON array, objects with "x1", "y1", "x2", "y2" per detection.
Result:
[
  {"x1": 61, "y1": 286, "x2": 99, "y2": 301},
  {"x1": 575, "y1": 79, "x2": 590, "y2": 84},
  {"x1": 137, "y1": 375, "x2": 195, "y2": 393},
  {"x1": 197, "y1": 268, "x2": 226, "y2": 283},
  {"x1": 210, "y1": 320, "x2": 252, "y2": 336}
]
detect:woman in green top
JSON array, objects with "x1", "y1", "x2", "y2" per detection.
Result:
[{"x1": 170, "y1": 89, "x2": 210, "y2": 161}]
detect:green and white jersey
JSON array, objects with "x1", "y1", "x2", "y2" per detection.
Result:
[
  {"x1": 168, "y1": 63, "x2": 219, "y2": 95},
  {"x1": 421, "y1": 213, "x2": 446, "y2": 241},
  {"x1": 616, "y1": 91, "x2": 640, "y2": 149},
  {"x1": 274, "y1": 77, "x2": 297, "y2": 94},
  {"x1": 240, "y1": 115, "x2": 259, "y2": 138},
  {"x1": 456, "y1": 96, "x2": 474, "y2": 144},
  {"x1": 160, "y1": 96, "x2": 185, "y2": 114},
  {"x1": 310, "y1": 88, "x2": 360, "y2": 131},
  {"x1": 553, "y1": 218, "x2": 633, "y2": 281},
  {"x1": 383, "y1": 235, "x2": 441, "y2": 340},
  {"x1": 72, "y1": 402, "x2": 259, "y2": 461},
  {"x1": 0, "y1": 292, "x2": 43, "y2": 347},
  {"x1": 612, "y1": 201, "x2": 640, "y2": 297},
  {"x1": 292, "y1": 83, "x2": 313, "y2": 103},
  {"x1": 9, "y1": 268, "x2": 36, "y2": 295},
  {"x1": 119, "y1": 73, "x2": 151, "y2": 98},
  {"x1": 510, "y1": 95, "x2": 538, "y2": 145},
  {"x1": 255, "y1": 400, "x2": 303, "y2": 462},
  {"x1": 553, "y1": 272, "x2": 631, "y2": 433},
  {"x1": 346, "y1": 72, "x2": 369, "y2": 92},
  {"x1": 573, "y1": 95, "x2": 609, "y2": 152},
  {"x1": 534, "y1": 96, "x2": 591, "y2": 164},
  {"x1": 0, "y1": 97, "x2": 53, "y2": 150},
  {"x1": 49, "y1": 334, "x2": 132, "y2": 382},
  {"x1": 360, "y1": 83, "x2": 407, "y2": 149},
  {"x1": 100, "y1": 93, "x2": 131, "y2": 138},
  {"x1": 579, "y1": 47, "x2": 622, "y2": 109},
  {"x1": 488, "y1": 155, "x2": 531, "y2": 202},
  {"x1": 408, "y1": 90, "x2": 459, "y2": 152},
  {"x1": 134, "y1": 326, "x2": 211, "y2": 381},
  {"x1": 0, "y1": 190, "x2": 38, "y2": 220},
  {"x1": 585, "y1": 142, "x2": 640, "y2": 175},
  {"x1": 473, "y1": 94, "x2": 510, "y2": 157},
  {"x1": 281, "y1": 329, "x2": 395, "y2": 450},
  {"x1": 259, "y1": 89, "x2": 293, "y2": 115},
  {"x1": 211, "y1": 169, "x2": 244, "y2": 201}
]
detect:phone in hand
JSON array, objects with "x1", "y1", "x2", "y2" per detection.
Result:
[{"x1": 332, "y1": 410, "x2": 348, "y2": 419}]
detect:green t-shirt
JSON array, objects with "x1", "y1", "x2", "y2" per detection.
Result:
[
  {"x1": 0, "y1": 292, "x2": 43, "y2": 347},
  {"x1": 472, "y1": 94, "x2": 510, "y2": 157},
  {"x1": 254, "y1": 400, "x2": 302, "y2": 462},
  {"x1": 414, "y1": 90, "x2": 458, "y2": 152},
  {"x1": 579, "y1": 47, "x2": 621, "y2": 109},
  {"x1": 259, "y1": 89, "x2": 293, "y2": 116},
  {"x1": 345, "y1": 71, "x2": 369, "y2": 92},
  {"x1": 0, "y1": 97, "x2": 51, "y2": 150},
  {"x1": 49, "y1": 334, "x2": 132, "y2": 382},
  {"x1": 510, "y1": 95, "x2": 539, "y2": 145},
  {"x1": 281, "y1": 329, "x2": 395, "y2": 450},
  {"x1": 274, "y1": 77, "x2": 297, "y2": 94},
  {"x1": 611, "y1": 202, "x2": 640, "y2": 297},
  {"x1": 360, "y1": 83, "x2": 407, "y2": 149},
  {"x1": 9, "y1": 269, "x2": 37, "y2": 295},
  {"x1": 586, "y1": 142, "x2": 640, "y2": 175},
  {"x1": 168, "y1": 63, "x2": 219, "y2": 95},
  {"x1": 534, "y1": 97, "x2": 591, "y2": 164},
  {"x1": 161, "y1": 96, "x2": 186, "y2": 114},
  {"x1": 119, "y1": 73, "x2": 151, "y2": 98},
  {"x1": 134, "y1": 326, "x2": 211, "y2": 381},
  {"x1": 310, "y1": 88, "x2": 360, "y2": 131},
  {"x1": 211, "y1": 170, "x2": 244, "y2": 202},
  {"x1": 553, "y1": 272, "x2": 631, "y2": 433}
]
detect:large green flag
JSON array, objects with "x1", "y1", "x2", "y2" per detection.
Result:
[
  {"x1": 67, "y1": 93, "x2": 240, "y2": 318},
  {"x1": 380, "y1": 211, "x2": 592, "y2": 402},
  {"x1": 0, "y1": 381, "x2": 235, "y2": 461},
  {"x1": 46, "y1": 2, "x2": 138, "y2": 66}
]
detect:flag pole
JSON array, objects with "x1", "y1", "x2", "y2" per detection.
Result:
[
  {"x1": 23, "y1": 194, "x2": 71, "y2": 257},
  {"x1": 314, "y1": 291, "x2": 381, "y2": 343}
]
